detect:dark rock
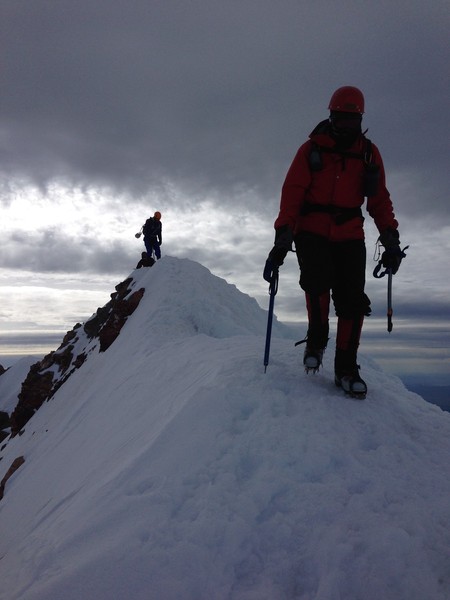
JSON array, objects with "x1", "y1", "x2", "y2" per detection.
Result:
[
  {"x1": 84, "y1": 302, "x2": 113, "y2": 338},
  {"x1": 99, "y1": 289, "x2": 145, "y2": 352},
  {"x1": 10, "y1": 370, "x2": 54, "y2": 436},
  {"x1": 0, "y1": 456, "x2": 25, "y2": 501},
  {"x1": 0, "y1": 411, "x2": 10, "y2": 430},
  {"x1": 52, "y1": 344, "x2": 75, "y2": 374},
  {"x1": 0, "y1": 411, "x2": 10, "y2": 444},
  {"x1": 73, "y1": 352, "x2": 87, "y2": 369}
]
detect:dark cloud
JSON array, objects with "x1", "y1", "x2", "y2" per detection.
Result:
[
  {"x1": 1, "y1": 1, "x2": 449, "y2": 215},
  {"x1": 1, "y1": 229, "x2": 132, "y2": 275}
]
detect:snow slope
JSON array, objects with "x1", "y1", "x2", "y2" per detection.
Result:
[{"x1": 0, "y1": 257, "x2": 449, "y2": 600}]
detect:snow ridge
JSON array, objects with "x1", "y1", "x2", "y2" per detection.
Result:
[{"x1": 0, "y1": 257, "x2": 449, "y2": 600}]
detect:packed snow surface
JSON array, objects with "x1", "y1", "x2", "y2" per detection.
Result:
[{"x1": 1, "y1": 257, "x2": 450, "y2": 600}]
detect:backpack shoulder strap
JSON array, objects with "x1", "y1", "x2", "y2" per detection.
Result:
[
  {"x1": 363, "y1": 137, "x2": 373, "y2": 164},
  {"x1": 309, "y1": 135, "x2": 374, "y2": 171}
]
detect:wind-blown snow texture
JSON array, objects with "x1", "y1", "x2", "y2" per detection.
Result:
[{"x1": 1, "y1": 257, "x2": 450, "y2": 600}]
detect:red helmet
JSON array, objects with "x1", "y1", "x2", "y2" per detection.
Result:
[
  {"x1": 328, "y1": 86, "x2": 365, "y2": 114},
  {"x1": 154, "y1": 211, "x2": 161, "y2": 220}
]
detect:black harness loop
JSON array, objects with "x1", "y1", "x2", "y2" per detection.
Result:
[{"x1": 301, "y1": 202, "x2": 363, "y2": 225}]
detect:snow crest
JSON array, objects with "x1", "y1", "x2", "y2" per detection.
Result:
[{"x1": 0, "y1": 257, "x2": 449, "y2": 600}]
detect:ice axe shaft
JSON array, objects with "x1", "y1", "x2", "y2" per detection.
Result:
[
  {"x1": 263, "y1": 268, "x2": 279, "y2": 372},
  {"x1": 387, "y1": 268, "x2": 393, "y2": 332}
]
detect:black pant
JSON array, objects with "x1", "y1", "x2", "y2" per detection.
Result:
[
  {"x1": 295, "y1": 233, "x2": 371, "y2": 370},
  {"x1": 294, "y1": 233, "x2": 371, "y2": 318}
]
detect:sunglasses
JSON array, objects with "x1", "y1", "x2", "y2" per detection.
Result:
[
  {"x1": 331, "y1": 111, "x2": 362, "y2": 121},
  {"x1": 330, "y1": 112, "x2": 362, "y2": 130}
]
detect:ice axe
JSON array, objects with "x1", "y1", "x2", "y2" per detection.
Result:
[
  {"x1": 263, "y1": 260, "x2": 279, "y2": 372},
  {"x1": 373, "y1": 245, "x2": 408, "y2": 332}
]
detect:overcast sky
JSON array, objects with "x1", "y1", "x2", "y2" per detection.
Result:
[{"x1": 1, "y1": 1, "x2": 449, "y2": 382}]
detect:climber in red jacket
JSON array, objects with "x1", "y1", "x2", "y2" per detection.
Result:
[{"x1": 264, "y1": 86, "x2": 404, "y2": 398}]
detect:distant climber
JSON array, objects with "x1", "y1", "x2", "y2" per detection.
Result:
[
  {"x1": 136, "y1": 252, "x2": 155, "y2": 269},
  {"x1": 142, "y1": 211, "x2": 162, "y2": 260}
]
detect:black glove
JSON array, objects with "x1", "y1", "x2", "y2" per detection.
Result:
[
  {"x1": 263, "y1": 226, "x2": 293, "y2": 282},
  {"x1": 379, "y1": 228, "x2": 403, "y2": 274},
  {"x1": 270, "y1": 226, "x2": 293, "y2": 265},
  {"x1": 268, "y1": 245, "x2": 288, "y2": 267}
]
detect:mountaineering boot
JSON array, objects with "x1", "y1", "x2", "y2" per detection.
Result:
[
  {"x1": 334, "y1": 366, "x2": 367, "y2": 399},
  {"x1": 334, "y1": 347, "x2": 367, "y2": 399},
  {"x1": 301, "y1": 293, "x2": 329, "y2": 373},
  {"x1": 303, "y1": 347, "x2": 324, "y2": 373}
]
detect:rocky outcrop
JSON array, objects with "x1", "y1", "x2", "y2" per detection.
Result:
[
  {"x1": 0, "y1": 411, "x2": 10, "y2": 443},
  {"x1": 99, "y1": 286, "x2": 145, "y2": 351},
  {"x1": 8, "y1": 277, "x2": 145, "y2": 437},
  {"x1": 0, "y1": 365, "x2": 10, "y2": 441},
  {"x1": 10, "y1": 366, "x2": 54, "y2": 436},
  {"x1": 0, "y1": 456, "x2": 25, "y2": 501}
]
